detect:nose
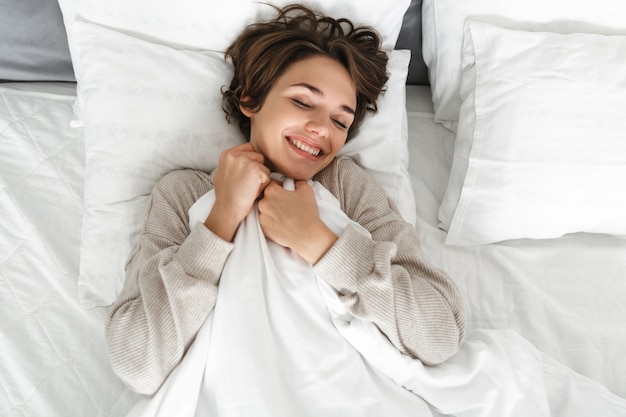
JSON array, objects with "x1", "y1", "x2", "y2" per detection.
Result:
[{"x1": 305, "y1": 112, "x2": 330, "y2": 138}]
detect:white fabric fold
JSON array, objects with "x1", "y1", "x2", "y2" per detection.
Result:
[{"x1": 125, "y1": 177, "x2": 626, "y2": 417}]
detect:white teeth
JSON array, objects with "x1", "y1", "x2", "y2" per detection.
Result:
[{"x1": 290, "y1": 138, "x2": 320, "y2": 156}]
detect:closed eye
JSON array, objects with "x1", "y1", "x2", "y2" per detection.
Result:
[
  {"x1": 292, "y1": 97, "x2": 349, "y2": 130},
  {"x1": 292, "y1": 98, "x2": 310, "y2": 108},
  {"x1": 333, "y1": 119, "x2": 348, "y2": 130}
]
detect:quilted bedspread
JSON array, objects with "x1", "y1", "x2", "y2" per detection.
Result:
[
  {"x1": 0, "y1": 83, "x2": 138, "y2": 417},
  {"x1": 2, "y1": 82, "x2": 625, "y2": 416}
]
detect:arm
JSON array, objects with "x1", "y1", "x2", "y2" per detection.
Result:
[
  {"x1": 313, "y1": 157, "x2": 466, "y2": 365},
  {"x1": 105, "y1": 169, "x2": 233, "y2": 396}
]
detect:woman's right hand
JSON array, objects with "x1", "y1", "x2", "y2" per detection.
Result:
[{"x1": 204, "y1": 142, "x2": 270, "y2": 241}]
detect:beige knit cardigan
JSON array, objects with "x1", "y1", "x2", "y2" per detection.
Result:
[{"x1": 105, "y1": 156, "x2": 466, "y2": 395}]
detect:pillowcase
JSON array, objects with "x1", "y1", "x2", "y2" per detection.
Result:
[
  {"x1": 438, "y1": 20, "x2": 626, "y2": 246},
  {"x1": 59, "y1": 0, "x2": 409, "y2": 84},
  {"x1": 421, "y1": 0, "x2": 626, "y2": 129},
  {"x1": 0, "y1": 0, "x2": 74, "y2": 81},
  {"x1": 72, "y1": 20, "x2": 413, "y2": 308}
]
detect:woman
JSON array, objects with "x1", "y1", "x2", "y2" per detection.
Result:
[{"x1": 106, "y1": 4, "x2": 466, "y2": 397}]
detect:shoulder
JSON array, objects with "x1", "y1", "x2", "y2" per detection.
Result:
[
  {"x1": 317, "y1": 156, "x2": 389, "y2": 197},
  {"x1": 315, "y1": 156, "x2": 372, "y2": 194},
  {"x1": 155, "y1": 168, "x2": 213, "y2": 192},
  {"x1": 147, "y1": 169, "x2": 215, "y2": 222},
  {"x1": 154, "y1": 169, "x2": 213, "y2": 202},
  {"x1": 316, "y1": 157, "x2": 401, "y2": 223},
  {"x1": 319, "y1": 155, "x2": 365, "y2": 176}
]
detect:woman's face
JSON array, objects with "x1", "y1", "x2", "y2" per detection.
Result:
[{"x1": 241, "y1": 55, "x2": 357, "y2": 180}]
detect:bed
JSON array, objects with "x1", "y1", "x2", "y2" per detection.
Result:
[{"x1": 1, "y1": 0, "x2": 625, "y2": 416}]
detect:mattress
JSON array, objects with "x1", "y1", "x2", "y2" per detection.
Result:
[{"x1": 0, "y1": 82, "x2": 624, "y2": 417}]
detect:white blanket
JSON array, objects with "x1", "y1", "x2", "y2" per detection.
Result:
[{"x1": 126, "y1": 176, "x2": 626, "y2": 417}]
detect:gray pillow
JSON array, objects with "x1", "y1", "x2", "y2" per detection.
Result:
[
  {"x1": 396, "y1": 0, "x2": 428, "y2": 85},
  {"x1": 0, "y1": 0, "x2": 75, "y2": 81}
]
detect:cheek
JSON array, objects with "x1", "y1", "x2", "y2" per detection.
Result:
[
  {"x1": 256, "y1": 105, "x2": 291, "y2": 132},
  {"x1": 331, "y1": 135, "x2": 348, "y2": 154},
  {"x1": 249, "y1": 111, "x2": 285, "y2": 152}
]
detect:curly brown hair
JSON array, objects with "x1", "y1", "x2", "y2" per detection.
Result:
[{"x1": 222, "y1": 4, "x2": 389, "y2": 140}]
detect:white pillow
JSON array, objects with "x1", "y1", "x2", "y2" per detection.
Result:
[
  {"x1": 438, "y1": 20, "x2": 626, "y2": 246},
  {"x1": 58, "y1": 0, "x2": 409, "y2": 85},
  {"x1": 422, "y1": 0, "x2": 626, "y2": 129},
  {"x1": 72, "y1": 20, "x2": 413, "y2": 308}
]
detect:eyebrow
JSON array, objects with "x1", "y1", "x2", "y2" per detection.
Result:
[{"x1": 291, "y1": 82, "x2": 356, "y2": 115}]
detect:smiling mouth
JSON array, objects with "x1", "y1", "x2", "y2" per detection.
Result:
[{"x1": 288, "y1": 137, "x2": 322, "y2": 157}]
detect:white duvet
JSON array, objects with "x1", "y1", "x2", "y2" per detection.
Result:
[{"x1": 125, "y1": 176, "x2": 626, "y2": 417}]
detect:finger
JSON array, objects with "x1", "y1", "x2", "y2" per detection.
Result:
[
  {"x1": 258, "y1": 170, "x2": 271, "y2": 190},
  {"x1": 245, "y1": 150, "x2": 266, "y2": 165},
  {"x1": 264, "y1": 179, "x2": 283, "y2": 188},
  {"x1": 294, "y1": 180, "x2": 310, "y2": 190},
  {"x1": 227, "y1": 142, "x2": 262, "y2": 159},
  {"x1": 294, "y1": 181, "x2": 314, "y2": 197},
  {"x1": 231, "y1": 141, "x2": 256, "y2": 152},
  {"x1": 249, "y1": 139, "x2": 262, "y2": 154},
  {"x1": 263, "y1": 180, "x2": 282, "y2": 194},
  {"x1": 221, "y1": 144, "x2": 265, "y2": 166}
]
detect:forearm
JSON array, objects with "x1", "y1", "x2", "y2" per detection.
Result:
[
  {"x1": 106, "y1": 224, "x2": 233, "y2": 395},
  {"x1": 314, "y1": 223, "x2": 466, "y2": 365}
]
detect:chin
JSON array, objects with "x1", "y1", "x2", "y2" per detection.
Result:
[
  {"x1": 271, "y1": 161, "x2": 317, "y2": 181},
  {"x1": 281, "y1": 170, "x2": 313, "y2": 181}
]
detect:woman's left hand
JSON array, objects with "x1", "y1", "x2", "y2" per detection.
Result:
[{"x1": 257, "y1": 180, "x2": 337, "y2": 265}]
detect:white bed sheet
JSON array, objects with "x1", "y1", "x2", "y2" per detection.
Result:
[
  {"x1": 406, "y1": 85, "x2": 626, "y2": 399},
  {"x1": 0, "y1": 82, "x2": 139, "y2": 417},
  {"x1": 1, "y1": 82, "x2": 624, "y2": 417}
]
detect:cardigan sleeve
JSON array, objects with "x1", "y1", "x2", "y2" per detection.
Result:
[
  {"x1": 105, "y1": 169, "x2": 234, "y2": 396},
  {"x1": 313, "y1": 157, "x2": 466, "y2": 365}
]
